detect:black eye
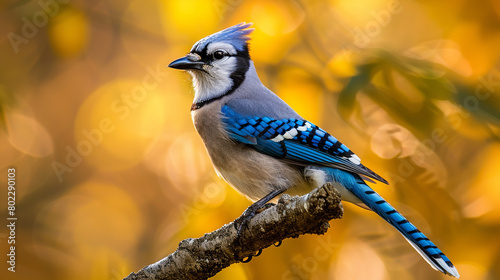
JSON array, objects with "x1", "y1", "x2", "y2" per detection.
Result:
[{"x1": 213, "y1": 50, "x2": 226, "y2": 60}]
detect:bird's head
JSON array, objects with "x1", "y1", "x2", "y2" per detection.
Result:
[{"x1": 168, "y1": 23, "x2": 254, "y2": 107}]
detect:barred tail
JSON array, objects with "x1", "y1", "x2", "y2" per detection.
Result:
[{"x1": 338, "y1": 171, "x2": 459, "y2": 278}]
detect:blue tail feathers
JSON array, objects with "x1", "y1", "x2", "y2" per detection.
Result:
[{"x1": 327, "y1": 168, "x2": 459, "y2": 278}]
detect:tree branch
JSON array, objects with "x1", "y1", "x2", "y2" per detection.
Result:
[{"x1": 124, "y1": 183, "x2": 343, "y2": 280}]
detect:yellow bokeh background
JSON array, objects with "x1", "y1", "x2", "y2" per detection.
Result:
[{"x1": 1, "y1": 0, "x2": 500, "y2": 280}]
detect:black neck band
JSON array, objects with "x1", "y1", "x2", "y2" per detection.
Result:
[
  {"x1": 190, "y1": 48, "x2": 251, "y2": 111},
  {"x1": 190, "y1": 94, "x2": 226, "y2": 111}
]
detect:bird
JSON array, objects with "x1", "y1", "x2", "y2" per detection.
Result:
[{"x1": 168, "y1": 22, "x2": 459, "y2": 278}]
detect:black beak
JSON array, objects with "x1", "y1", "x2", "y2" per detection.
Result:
[{"x1": 168, "y1": 55, "x2": 205, "y2": 70}]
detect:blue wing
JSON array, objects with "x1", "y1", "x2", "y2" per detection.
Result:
[{"x1": 221, "y1": 105, "x2": 388, "y2": 184}]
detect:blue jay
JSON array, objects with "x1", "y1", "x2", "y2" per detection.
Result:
[{"x1": 168, "y1": 23, "x2": 459, "y2": 278}]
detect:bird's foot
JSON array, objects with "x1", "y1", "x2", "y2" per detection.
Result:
[
  {"x1": 236, "y1": 202, "x2": 264, "y2": 238},
  {"x1": 236, "y1": 201, "x2": 278, "y2": 237},
  {"x1": 234, "y1": 189, "x2": 284, "y2": 245}
]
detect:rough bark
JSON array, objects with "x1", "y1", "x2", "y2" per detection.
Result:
[{"x1": 124, "y1": 183, "x2": 343, "y2": 280}]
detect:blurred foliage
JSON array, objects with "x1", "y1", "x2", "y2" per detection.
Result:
[{"x1": 1, "y1": 0, "x2": 500, "y2": 280}]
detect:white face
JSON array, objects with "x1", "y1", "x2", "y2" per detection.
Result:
[{"x1": 188, "y1": 42, "x2": 239, "y2": 104}]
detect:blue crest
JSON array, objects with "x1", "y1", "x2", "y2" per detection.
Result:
[{"x1": 191, "y1": 22, "x2": 254, "y2": 53}]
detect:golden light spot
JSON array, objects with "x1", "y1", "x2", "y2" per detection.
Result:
[
  {"x1": 74, "y1": 79, "x2": 167, "y2": 171},
  {"x1": 325, "y1": 52, "x2": 358, "y2": 78},
  {"x1": 449, "y1": 22, "x2": 500, "y2": 77},
  {"x1": 34, "y1": 181, "x2": 141, "y2": 280},
  {"x1": 48, "y1": 7, "x2": 88, "y2": 58},
  {"x1": 276, "y1": 67, "x2": 323, "y2": 124},
  {"x1": 465, "y1": 143, "x2": 500, "y2": 223},
  {"x1": 335, "y1": 0, "x2": 388, "y2": 25},
  {"x1": 249, "y1": 0, "x2": 304, "y2": 63},
  {"x1": 251, "y1": 0, "x2": 304, "y2": 36},
  {"x1": 158, "y1": 0, "x2": 218, "y2": 40}
]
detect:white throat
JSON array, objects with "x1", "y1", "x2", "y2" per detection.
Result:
[{"x1": 189, "y1": 65, "x2": 234, "y2": 104}]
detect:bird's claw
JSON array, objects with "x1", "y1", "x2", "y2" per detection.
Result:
[
  {"x1": 236, "y1": 201, "x2": 278, "y2": 237},
  {"x1": 240, "y1": 249, "x2": 262, "y2": 263},
  {"x1": 236, "y1": 203, "x2": 261, "y2": 238},
  {"x1": 236, "y1": 201, "x2": 278, "y2": 238},
  {"x1": 241, "y1": 256, "x2": 252, "y2": 263},
  {"x1": 234, "y1": 189, "x2": 284, "y2": 244}
]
